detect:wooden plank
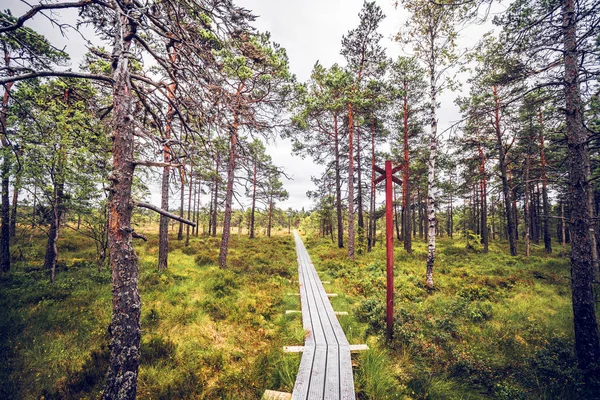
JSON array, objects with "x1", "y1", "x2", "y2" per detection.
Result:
[
  {"x1": 263, "y1": 390, "x2": 292, "y2": 400},
  {"x1": 290, "y1": 231, "x2": 357, "y2": 399}
]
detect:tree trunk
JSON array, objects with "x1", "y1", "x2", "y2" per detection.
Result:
[
  {"x1": 0, "y1": 79, "x2": 13, "y2": 273},
  {"x1": 402, "y1": 84, "x2": 412, "y2": 253},
  {"x1": 368, "y1": 116, "x2": 375, "y2": 252},
  {"x1": 211, "y1": 153, "x2": 220, "y2": 237},
  {"x1": 356, "y1": 126, "x2": 364, "y2": 254},
  {"x1": 524, "y1": 155, "x2": 531, "y2": 257},
  {"x1": 218, "y1": 122, "x2": 238, "y2": 269},
  {"x1": 494, "y1": 85, "x2": 517, "y2": 255},
  {"x1": 562, "y1": 0, "x2": 600, "y2": 382},
  {"x1": 425, "y1": 69, "x2": 438, "y2": 289},
  {"x1": 9, "y1": 163, "x2": 20, "y2": 237},
  {"x1": 561, "y1": 202, "x2": 567, "y2": 257},
  {"x1": 103, "y1": 11, "x2": 141, "y2": 398},
  {"x1": 158, "y1": 55, "x2": 176, "y2": 270},
  {"x1": 334, "y1": 114, "x2": 344, "y2": 248},
  {"x1": 477, "y1": 143, "x2": 488, "y2": 253},
  {"x1": 185, "y1": 169, "x2": 192, "y2": 246},
  {"x1": 267, "y1": 196, "x2": 273, "y2": 238},
  {"x1": 347, "y1": 103, "x2": 355, "y2": 261},
  {"x1": 250, "y1": 161, "x2": 257, "y2": 239},
  {"x1": 177, "y1": 166, "x2": 185, "y2": 240}
]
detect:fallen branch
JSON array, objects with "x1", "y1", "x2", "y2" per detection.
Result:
[{"x1": 135, "y1": 201, "x2": 196, "y2": 227}]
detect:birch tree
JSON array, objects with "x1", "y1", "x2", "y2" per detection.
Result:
[{"x1": 397, "y1": 0, "x2": 465, "y2": 288}]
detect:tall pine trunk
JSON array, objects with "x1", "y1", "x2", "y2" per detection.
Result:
[
  {"x1": 356, "y1": 126, "x2": 364, "y2": 254},
  {"x1": 402, "y1": 82, "x2": 412, "y2": 253},
  {"x1": 177, "y1": 166, "x2": 185, "y2": 240},
  {"x1": 219, "y1": 120, "x2": 238, "y2": 269},
  {"x1": 158, "y1": 54, "x2": 177, "y2": 270},
  {"x1": 250, "y1": 161, "x2": 257, "y2": 238},
  {"x1": 494, "y1": 85, "x2": 517, "y2": 255},
  {"x1": 368, "y1": 117, "x2": 375, "y2": 252},
  {"x1": 0, "y1": 79, "x2": 13, "y2": 273},
  {"x1": 185, "y1": 169, "x2": 192, "y2": 246},
  {"x1": 347, "y1": 103, "x2": 355, "y2": 261},
  {"x1": 334, "y1": 114, "x2": 344, "y2": 248},
  {"x1": 477, "y1": 143, "x2": 488, "y2": 252},
  {"x1": 103, "y1": 9, "x2": 140, "y2": 398},
  {"x1": 211, "y1": 153, "x2": 220, "y2": 237},
  {"x1": 562, "y1": 0, "x2": 600, "y2": 382},
  {"x1": 267, "y1": 195, "x2": 273, "y2": 237}
]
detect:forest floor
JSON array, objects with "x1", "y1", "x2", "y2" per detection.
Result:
[{"x1": 0, "y1": 227, "x2": 591, "y2": 399}]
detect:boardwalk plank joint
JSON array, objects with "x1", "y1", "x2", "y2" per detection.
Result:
[{"x1": 290, "y1": 231, "x2": 357, "y2": 399}]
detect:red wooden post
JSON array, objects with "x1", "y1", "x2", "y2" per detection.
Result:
[{"x1": 385, "y1": 160, "x2": 394, "y2": 341}]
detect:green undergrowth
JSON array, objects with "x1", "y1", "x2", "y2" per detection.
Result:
[
  {"x1": 302, "y1": 233, "x2": 591, "y2": 399},
  {"x1": 0, "y1": 230, "x2": 302, "y2": 399}
]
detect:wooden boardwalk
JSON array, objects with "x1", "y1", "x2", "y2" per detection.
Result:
[{"x1": 291, "y1": 231, "x2": 356, "y2": 400}]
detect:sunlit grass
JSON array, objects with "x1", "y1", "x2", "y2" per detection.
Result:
[
  {"x1": 303, "y1": 232, "x2": 579, "y2": 399},
  {"x1": 0, "y1": 227, "x2": 301, "y2": 399}
]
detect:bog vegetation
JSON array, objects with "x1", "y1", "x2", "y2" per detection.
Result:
[{"x1": 0, "y1": 0, "x2": 599, "y2": 398}]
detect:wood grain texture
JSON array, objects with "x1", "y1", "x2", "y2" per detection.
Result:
[{"x1": 291, "y1": 231, "x2": 356, "y2": 400}]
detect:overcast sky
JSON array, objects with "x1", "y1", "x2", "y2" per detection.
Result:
[{"x1": 4, "y1": 0, "x2": 501, "y2": 211}]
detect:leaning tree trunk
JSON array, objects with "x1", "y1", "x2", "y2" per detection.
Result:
[
  {"x1": 562, "y1": 0, "x2": 600, "y2": 383},
  {"x1": 425, "y1": 69, "x2": 438, "y2": 289},
  {"x1": 218, "y1": 122, "x2": 238, "y2": 269},
  {"x1": 334, "y1": 114, "x2": 344, "y2": 248},
  {"x1": 103, "y1": 9, "x2": 141, "y2": 399}
]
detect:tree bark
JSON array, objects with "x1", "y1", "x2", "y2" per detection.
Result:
[
  {"x1": 334, "y1": 114, "x2": 344, "y2": 248},
  {"x1": 9, "y1": 159, "x2": 21, "y2": 237},
  {"x1": 562, "y1": 0, "x2": 600, "y2": 382},
  {"x1": 267, "y1": 195, "x2": 273, "y2": 237},
  {"x1": 356, "y1": 126, "x2": 364, "y2": 254},
  {"x1": 524, "y1": 155, "x2": 531, "y2": 257},
  {"x1": 402, "y1": 83, "x2": 412, "y2": 253},
  {"x1": 177, "y1": 166, "x2": 185, "y2": 240},
  {"x1": 103, "y1": 8, "x2": 140, "y2": 398},
  {"x1": 425, "y1": 67, "x2": 438, "y2": 289},
  {"x1": 157, "y1": 44, "x2": 177, "y2": 271},
  {"x1": 0, "y1": 78, "x2": 13, "y2": 272},
  {"x1": 250, "y1": 160, "x2": 257, "y2": 238},
  {"x1": 218, "y1": 120, "x2": 238, "y2": 269},
  {"x1": 347, "y1": 103, "x2": 355, "y2": 261},
  {"x1": 494, "y1": 85, "x2": 517, "y2": 256},
  {"x1": 185, "y1": 169, "x2": 192, "y2": 246},
  {"x1": 477, "y1": 143, "x2": 488, "y2": 253},
  {"x1": 211, "y1": 153, "x2": 220, "y2": 237},
  {"x1": 368, "y1": 117, "x2": 375, "y2": 252}
]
